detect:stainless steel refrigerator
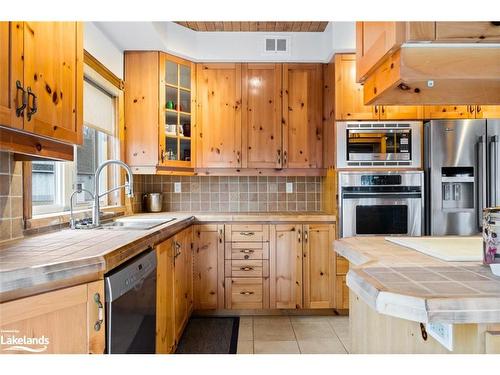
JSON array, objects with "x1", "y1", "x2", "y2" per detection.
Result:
[{"x1": 424, "y1": 119, "x2": 500, "y2": 236}]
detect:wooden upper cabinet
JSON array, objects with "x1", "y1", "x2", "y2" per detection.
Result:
[
  {"x1": 242, "y1": 64, "x2": 283, "y2": 169},
  {"x1": 282, "y1": 64, "x2": 323, "y2": 169},
  {"x1": 270, "y1": 224, "x2": 303, "y2": 309},
  {"x1": 0, "y1": 22, "x2": 23, "y2": 130},
  {"x1": 435, "y1": 22, "x2": 500, "y2": 42},
  {"x1": 22, "y1": 22, "x2": 83, "y2": 144},
  {"x1": 124, "y1": 51, "x2": 160, "y2": 168},
  {"x1": 475, "y1": 105, "x2": 500, "y2": 119},
  {"x1": 424, "y1": 105, "x2": 475, "y2": 119},
  {"x1": 379, "y1": 105, "x2": 423, "y2": 120},
  {"x1": 335, "y1": 54, "x2": 377, "y2": 120},
  {"x1": 196, "y1": 63, "x2": 242, "y2": 168}
]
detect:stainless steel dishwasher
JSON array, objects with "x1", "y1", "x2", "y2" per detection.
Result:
[{"x1": 105, "y1": 248, "x2": 157, "y2": 354}]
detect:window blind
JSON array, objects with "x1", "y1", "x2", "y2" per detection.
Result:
[{"x1": 83, "y1": 80, "x2": 115, "y2": 135}]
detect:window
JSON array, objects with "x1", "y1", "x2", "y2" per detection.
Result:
[{"x1": 31, "y1": 77, "x2": 120, "y2": 216}]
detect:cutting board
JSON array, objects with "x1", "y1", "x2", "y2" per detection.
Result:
[{"x1": 385, "y1": 236, "x2": 483, "y2": 262}]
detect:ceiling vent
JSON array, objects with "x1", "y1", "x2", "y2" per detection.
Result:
[{"x1": 263, "y1": 36, "x2": 291, "y2": 55}]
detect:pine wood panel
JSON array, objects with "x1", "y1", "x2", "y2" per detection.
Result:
[
  {"x1": 175, "y1": 22, "x2": 328, "y2": 32},
  {"x1": 193, "y1": 224, "x2": 224, "y2": 310},
  {"x1": 335, "y1": 275, "x2": 349, "y2": 310},
  {"x1": 334, "y1": 54, "x2": 377, "y2": 120},
  {"x1": 196, "y1": 63, "x2": 242, "y2": 168},
  {"x1": 303, "y1": 224, "x2": 335, "y2": 309},
  {"x1": 322, "y1": 61, "x2": 335, "y2": 169},
  {"x1": 156, "y1": 237, "x2": 175, "y2": 354},
  {"x1": 282, "y1": 63, "x2": 323, "y2": 168},
  {"x1": 270, "y1": 224, "x2": 303, "y2": 309},
  {"x1": 0, "y1": 22, "x2": 23, "y2": 129},
  {"x1": 435, "y1": 22, "x2": 500, "y2": 41},
  {"x1": 22, "y1": 22, "x2": 82, "y2": 144},
  {"x1": 173, "y1": 230, "x2": 188, "y2": 341},
  {"x1": 124, "y1": 51, "x2": 160, "y2": 167},
  {"x1": 0, "y1": 282, "x2": 104, "y2": 354},
  {"x1": 242, "y1": 64, "x2": 282, "y2": 168}
]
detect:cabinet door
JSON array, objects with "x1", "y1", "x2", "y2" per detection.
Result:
[
  {"x1": 303, "y1": 224, "x2": 335, "y2": 309},
  {"x1": 22, "y1": 22, "x2": 83, "y2": 144},
  {"x1": 196, "y1": 63, "x2": 242, "y2": 168},
  {"x1": 0, "y1": 282, "x2": 104, "y2": 354},
  {"x1": 0, "y1": 22, "x2": 23, "y2": 129},
  {"x1": 156, "y1": 237, "x2": 175, "y2": 354},
  {"x1": 270, "y1": 224, "x2": 303, "y2": 309},
  {"x1": 242, "y1": 64, "x2": 283, "y2": 168},
  {"x1": 379, "y1": 105, "x2": 424, "y2": 120},
  {"x1": 282, "y1": 64, "x2": 323, "y2": 169},
  {"x1": 173, "y1": 234, "x2": 188, "y2": 341},
  {"x1": 194, "y1": 224, "x2": 224, "y2": 310},
  {"x1": 475, "y1": 105, "x2": 500, "y2": 119},
  {"x1": 423, "y1": 105, "x2": 474, "y2": 119},
  {"x1": 335, "y1": 54, "x2": 377, "y2": 120}
]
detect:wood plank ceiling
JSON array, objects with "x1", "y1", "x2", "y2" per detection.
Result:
[{"x1": 174, "y1": 22, "x2": 329, "y2": 32}]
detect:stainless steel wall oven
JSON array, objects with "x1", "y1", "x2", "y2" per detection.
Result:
[{"x1": 339, "y1": 171, "x2": 424, "y2": 238}]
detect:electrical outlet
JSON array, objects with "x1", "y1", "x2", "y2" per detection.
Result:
[
  {"x1": 426, "y1": 322, "x2": 453, "y2": 351},
  {"x1": 174, "y1": 182, "x2": 182, "y2": 193},
  {"x1": 286, "y1": 182, "x2": 293, "y2": 193}
]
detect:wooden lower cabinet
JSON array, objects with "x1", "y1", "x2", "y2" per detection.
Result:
[
  {"x1": 156, "y1": 226, "x2": 193, "y2": 354},
  {"x1": 270, "y1": 224, "x2": 303, "y2": 309},
  {"x1": 225, "y1": 277, "x2": 269, "y2": 309},
  {"x1": 0, "y1": 281, "x2": 105, "y2": 354},
  {"x1": 193, "y1": 224, "x2": 224, "y2": 310},
  {"x1": 303, "y1": 224, "x2": 335, "y2": 308}
]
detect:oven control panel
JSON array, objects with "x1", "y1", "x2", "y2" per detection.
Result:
[{"x1": 361, "y1": 175, "x2": 402, "y2": 186}]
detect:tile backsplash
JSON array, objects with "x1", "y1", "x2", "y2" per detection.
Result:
[
  {"x1": 133, "y1": 176, "x2": 323, "y2": 213},
  {"x1": 0, "y1": 152, "x2": 24, "y2": 243}
]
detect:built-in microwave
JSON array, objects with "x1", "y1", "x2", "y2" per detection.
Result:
[{"x1": 336, "y1": 121, "x2": 422, "y2": 169}]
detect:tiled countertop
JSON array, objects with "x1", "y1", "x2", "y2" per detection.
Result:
[
  {"x1": 0, "y1": 212, "x2": 335, "y2": 302},
  {"x1": 334, "y1": 237, "x2": 500, "y2": 324}
]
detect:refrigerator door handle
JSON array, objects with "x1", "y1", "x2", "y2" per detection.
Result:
[
  {"x1": 490, "y1": 135, "x2": 499, "y2": 207},
  {"x1": 478, "y1": 136, "x2": 487, "y2": 231}
]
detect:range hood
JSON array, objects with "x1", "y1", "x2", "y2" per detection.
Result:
[{"x1": 363, "y1": 44, "x2": 500, "y2": 105}]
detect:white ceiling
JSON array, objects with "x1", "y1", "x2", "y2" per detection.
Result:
[{"x1": 92, "y1": 21, "x2": 355, "y2": 63}]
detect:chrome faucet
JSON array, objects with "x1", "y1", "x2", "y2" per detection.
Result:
[
  {"x1": 92, "y1": 160, "x2": 134, "y2": 227},
  {"x1": 69, "y1": 183, "x2": 95, "y2": 229}
]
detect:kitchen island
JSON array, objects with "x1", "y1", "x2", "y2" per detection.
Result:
[{"x1": 334, "y1": 237, "x2": 500, "y2": 354}]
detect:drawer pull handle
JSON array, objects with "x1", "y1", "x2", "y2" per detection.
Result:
[
  {"x1": 240, "y1": 249, "x2": 255, "y2": 254},
  {"x1": 240, "y1": 232, "x2": 255, "y2": 236},
  {"x1": 240, "y1": 291, "x2": 255, "y2": 295},
  {"x1": 240, "y1": 266, "x2": 254, "y2": 271}
]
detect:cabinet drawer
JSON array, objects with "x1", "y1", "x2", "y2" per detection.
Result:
[
  {"x1": 225, "y1": 224, "x2": 269, "y2": 242},
  {"x1": 225, "y1": 260, "x2": 265, "y2": 278},
  {"x1": 336, "y1": 256, "x2": 349, "y2": 275},
  {"x1": 226, "y1": 278, "x2": 263, "y2": 309},
  {"x1": 225, "y1": 242, "x2": 269, "y2": 260}
]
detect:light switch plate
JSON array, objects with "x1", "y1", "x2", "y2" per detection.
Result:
[
  {"x1": 174, "y1": 182, "x2": 182, "y2": 193},
  {"x1": 286, "y1": 182, "x2": 293, "y2": 193}
]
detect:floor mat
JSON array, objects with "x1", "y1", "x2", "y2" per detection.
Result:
[{"x1": 175, "y1": 317, "x2": 240, "y2": 354}]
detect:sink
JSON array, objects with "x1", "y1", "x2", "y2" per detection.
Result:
[{"x1": 99, "y1": 218, "x2": 176, "y2": 230}]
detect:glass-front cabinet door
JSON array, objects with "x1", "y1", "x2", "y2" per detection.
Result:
[{"x1": 159, "y1": 53, "x2": 195, "y2": 168}]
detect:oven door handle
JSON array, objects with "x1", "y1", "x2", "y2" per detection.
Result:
[{"x1": 342, "y1": 192, "x2": 422, "y2": 199}]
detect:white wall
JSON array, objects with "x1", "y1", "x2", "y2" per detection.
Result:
[
  {"x1": 93, "y1": 21, "x2": 356, "y2": 63},
  {"x1": 84, "y1": 22, "x2": 124, "y2": 79}
]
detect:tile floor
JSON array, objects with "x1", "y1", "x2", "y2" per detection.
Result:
[{"x1": 236, "y1": 315, "x2": 350, "y2": 354}]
